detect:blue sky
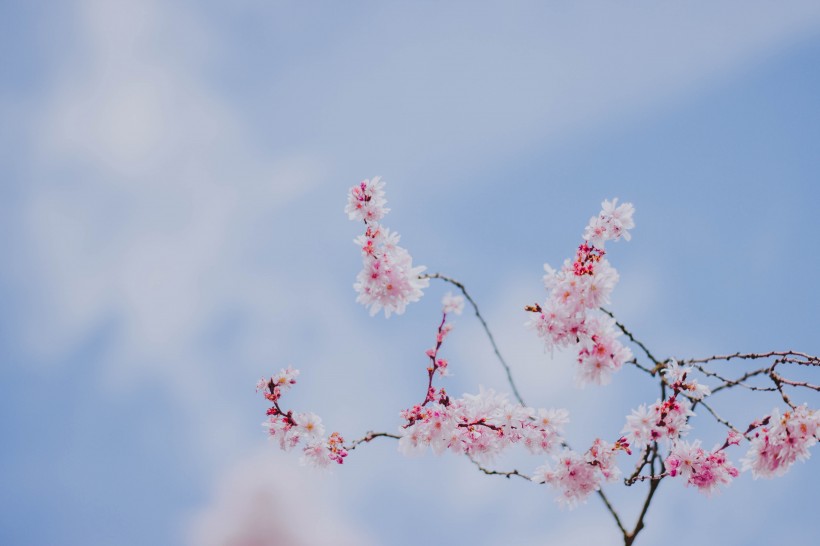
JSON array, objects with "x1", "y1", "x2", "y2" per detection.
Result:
[{"x1": 2, "y1": 1, "x2": 819, "y2": 545}]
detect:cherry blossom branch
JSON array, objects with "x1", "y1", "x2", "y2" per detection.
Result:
[
  {"x1": 770, "y1": 372, "x2": 797, "y2": 410},
  {"x1": 469, "y1": 457, "x2": 532, "y2": 481},
  {"x1": 695, "y1": 365, "x2": 773, "y2": 394},
  {"x1": 625, "y1": 444, "x2": 655, "y2": 486},
  {"x1": 344, "y1": 431, "x2": 401, "y2": 452},
  {"x1": 625, "y1": 358, "x2": 655, "y2": 377},
  {"x1": 600, "y1": 308, "x2": 661, "y2": 367},
  {"x1": 624, "y1": 447, "x2": 663, "y2": 546},
  {"x1": 691, "y1": 399, "x2": 739, "y2": 433},
  {"x1": 596, "y1": 488, "x2": 629, "y2": 539},
  {"x1": 422, "y1": 272, "x2": 526, "y2": 406},
  {"x1": 685, "y1": 350, "x2": 820, "y2": 366}
]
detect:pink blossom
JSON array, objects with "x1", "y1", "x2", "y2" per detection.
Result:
[
  {"x1": 583, "y1": 198, "x2": 635, "y2": 246},
  {"x1": 576, "y1": 316, "x2": 633, "y2": 386},
  {"x1": 533, "y1": 450, "x2": 602, "y2": 508},
  {"x1": 352, "y1": 224, "x2": 428, "y2": 317},
  {"x1": 741, "y1": 405, "x2": 820, "y2": 479},
  {"x1": 622, "y1": 395, "x2": 693, "y2": 449},
  {"x1": 528, "y1": 200, "x2": 634, "y2": 385},
  {"x1": 398, "y1": 388, "x2": 568, "y2": 462},
  {"x1": 585, "y1": 438, "x2": 622, "y2": 482},
  {"x1": 666, "y1": 440, "x2": 739, "y2": 495},
  {"x1": 345, "y1": 176, "x2": 389, "y2": 222},
  {"x1": 442, "y1": 292, "x2": 465, "y2": 315},
  {"x1": 662, "y1": 360, "x2": 711, "y2": 399}
]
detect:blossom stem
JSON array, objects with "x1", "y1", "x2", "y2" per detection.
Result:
[
  {"x1": 600, "y1": 308, "x2": 661, "y2": 368},
  {"x1": 344, "y1": 431, "x2": 401, "y2": 452},
  {"x1": 422, "y1": 273, "x2": 526, "y2": 406},
  {"x1": 469, "y1": 457, "x2": 531, "y2": 481}
]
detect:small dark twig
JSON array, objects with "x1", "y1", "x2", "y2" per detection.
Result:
[
  {"x1": 423, "y1": 273, "x2": 526, "y2": 405},
  {"x1": 685, "y1": 351, "x2": 820, "y2": 366},
  {"x1": 468, "y1": 457, "x2": 531, "y2": 481},
  {"x1": 344, "y1": 431, "x2": 400, "y2": 452},
  {"x1": 600, "y1": 308, "x2": 661, "y2": 367}
]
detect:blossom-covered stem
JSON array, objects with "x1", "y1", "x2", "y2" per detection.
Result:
[
  {"x1": 685, "y1": 350, "x2": 820, "y2": 366},
  {"x1": 422, "y1": 272, "x2": 526, "y2": 406},
  {"x1": 420, "y1": 311, "x2": 449, "y2": 406},
  {"x1": 469, "y1": 457, "x2": 532, "y2": 481},
  {"x1": 625, "y1": 445, "x2": 654, "y2": 486},
  {"x1": 600, "y1": 308, "x2": 661, "y2": 368},
  {"x1": 343, "y1": 431, "x2": 401, "y2": 452}
]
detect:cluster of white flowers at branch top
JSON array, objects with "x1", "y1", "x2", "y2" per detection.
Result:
[
  {"x1": 346, "y1": 177, "x2": 428, "y2": 317},
  {"x1": 526, "y1": 199, "x2": 635, "y2": 385},
  {"x1": 257, "y1": 367, "x2": 348, "y2": 468}
]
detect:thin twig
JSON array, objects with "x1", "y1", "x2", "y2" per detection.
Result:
[
  {"x1": 693, "y1": 399, "x2": 740, "y2": 432},
  {"x1": 596, "y1": 489, "x2": 629, "y2": 540},
  {"x1": 624, "y1": 445, "x2": 663, "y2": 546},
  {"x1": 685, "y1": 351, "x2": 820, "y2": 366},
  {"x1": 626, "y1": 359, "x2": 655, "y2": 377},
  {"x1": 625, "y1": 445, "x2": 653, "y2": 486},
  {"x1": 699, "y1": 366, "x2": 774, "y2": 394},
  {"x1": 423, "y1": 273, "x2": 526, "y2": 405},
  {"x1": 469, "y1": 457, "x2": 531, "y2": 481},
  {"x1": 770, "y1": 373, "x2": 798, "y2": 410},
  {"x1": 771, "y1": 375, "x2": 820, "y2": 391},
  {"x1": 600, "y1": 308, "x2": 661, "y2": 367},
  {"x1": 344, "y1": 431, "x2": 400, "y2": 451}
]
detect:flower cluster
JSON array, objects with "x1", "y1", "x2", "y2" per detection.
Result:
[
  {"x1": 533, "y1": 438, "x2": 630, "y2": 508},
  {"x1": 399, "y1": 293, "x2": 569, "y2": 462},
  {"x1": 256, "y1": 182, "x2": 820, "y2": 540},
  {"x1": 347, "y1": 178, "x2": 428, "y2": 317},
  {"x1": 527, "y1": 199, "x2": 635, "y2": 385},
  {"x1": 741, "y1": 405, "x2": 820, "y2": 478},
  {"x1": 666, "y1": 440, "x2": 739, "y2": 495},
  {"x1": 398, "y1": 389, "x2": 570, "y2": 462},
  {"x1": 258, "y1": 366, "x2": 348, "y2": 468},
  {"x1": 583, "y1": 198, "x2": 635, "y2": 247},
  {"x1": 622, "y1": 361, "x2": 711, "y2": 448}
]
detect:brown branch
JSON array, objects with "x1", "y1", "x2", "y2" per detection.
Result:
[
  {"x1": 626, "y1": 358, "x2": 655, "y2": 377},
  {"x1": 344, "y1": 431, "x2": 400, "y2": 452},
  {"x1": 624, "y1": 444, "x2": 664, "y2": 546},
  {"x1": 468, "y1": 457, "x2": 531, "y2": 481},
  {"x1": 600, "y1": 308, "x2": 661, "y2": 367},
  {"x1": 770, "y1": 373, "x2": 798, "y2": 410},
  {"x1": 423, "y1": 273, "x2": 526, "y2": 406},
  {"x1": 704, "y1": 366, "x2": 774, "y2": 394},
  {"x1": 770, "y1": 374, "x2": 820, "y2": 391},
  {"x1": 685, "y1": 351, "x2": 820, "y2": 366},
  {"x1": 625, "y1": 445, "x2": 654, "y2": 486},
  {"x1": 595, "y1": 489, "x2": 629, "y2": 540},
  {"x1": 624, "y1": 475, "x2": 662, "y2": 546}
]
